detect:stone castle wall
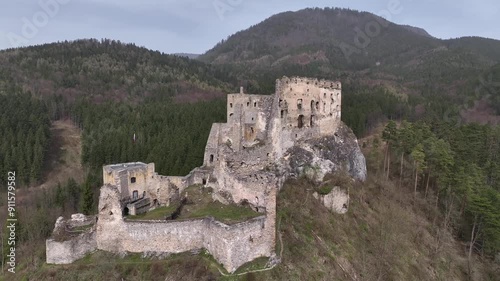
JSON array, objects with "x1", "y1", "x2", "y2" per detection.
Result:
[
  {"x1": 46, "y1": 215, "x2": 97, "y2": 264},
  {"x1": 46, "y1": 231, "x2": 97, "y2": 264},
  {"x1": 96, "y1": 184, "x2": 275, "y2": 272}
]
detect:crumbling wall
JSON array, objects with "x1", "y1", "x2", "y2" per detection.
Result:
[
  {"x1": 95, "y1": 184, "x2": 274, "y2": 273},
  {"x1": 225, "y1": 93, "x2": 274, "y2": 152},
  {"x1": 46, "y1": 215, "x2": 97, "y2": 264},
  {"x1": 46, "y1": 231, "x2": 97, "y2": 264},
  {"x1": 204, "y1": 123, "x2": 223, "y2": 167}
]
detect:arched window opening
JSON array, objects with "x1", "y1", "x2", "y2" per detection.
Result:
[
  {"x1": 132, "y1": 190, "x2": 138, "y2": 200},
  {"x1": 310, "y1": 115, "x2": 315, "y2": 127},
  {"x1": 298, "y1": 115, "x2": 304, "y2": 128},
  {"x1": 210, "y1": 154, "x2": 214, "y2": 163},
  {"x1": 131, "y1": 177, "x2": 136, "y2": 184}
]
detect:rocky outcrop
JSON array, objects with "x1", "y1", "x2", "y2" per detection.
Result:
[
  {"x1": 313, "y1": 186, "x2": 349, "y2": 214},
  {"x1": 286, "y1": 122, "x2": 367, "y2": 183}
]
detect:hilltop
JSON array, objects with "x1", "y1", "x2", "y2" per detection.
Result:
[{"x1": 200, "y1": 8, "x2": 500, "y2": 96}]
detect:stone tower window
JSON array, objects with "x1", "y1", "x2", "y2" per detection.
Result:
[
  {"x1": 324, "y1": 93, "x2": 326, "y2": 98},
  {"x1": 210, "y1": 154, "x2": 214, "y2": 163},
  {"x1": 230, "y1": 103, "x2": 233, "y2": 108},
  {"x1": 132, "y1": 190, "x2": 138, "y2": 200},
  {"x1": 310, "y1": 115, "x2": 315, "y2": 127},
  {"x1": 298, "y1": 115, "x2": 304, "y2": 128},
  {"x1": 131, "y1": 177, "x2": 136, "y2": 184},
  {"x1": 311, "y1": 100, "x2": 315, "y2": 111},
  {"x1": 297, "y1": 99, "x2": 303, "y2": 110},
  {"x1": 281, "y1": 110, "x2": 284, "y2": 118},
  {"x1": 254, "y1": 102, "x2": 257, "y2": 107},
  {"x1": 316, "y1": 101, "x2": 319, "y2": 110},
  {"x1": 251, "y1": 127, "x2": 254, "y2": 134},
  {"x1": 247, "y1": 102, "x2": 250, "y2": 107}
]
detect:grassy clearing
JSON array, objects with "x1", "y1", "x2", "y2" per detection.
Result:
[
  {"x1": 126, "y1": 185, "x2": 261, "y2": 224},
  {"x1": 179, "y1": 185, "x2": 261, "y2": 224},
  {"x1": 181, "y1": 200, "x2": 261, "y2": 225}
]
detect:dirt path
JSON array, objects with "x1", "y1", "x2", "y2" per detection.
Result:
[{"x1": 39, "y1": 119, "x2": 84, "y2": 189}]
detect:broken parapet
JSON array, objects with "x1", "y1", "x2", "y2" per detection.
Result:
[{"x1": 46, "y1": 214, "x2": 97, "y2": 264}]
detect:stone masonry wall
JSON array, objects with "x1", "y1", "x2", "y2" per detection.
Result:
[
  {"x1": 96, "y1": 184, "x2": 275, "y2": 273},
  {"x1": 46, "y1": 231, "x2": 97, "y2": 264}
]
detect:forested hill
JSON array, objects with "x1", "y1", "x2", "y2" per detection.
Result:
[
  {"x1": 0, "y1": 39, "x2": 235, "y2": 104},
  {"x1": 199, "y1": 8, "x2": 500, "y2": 91}
]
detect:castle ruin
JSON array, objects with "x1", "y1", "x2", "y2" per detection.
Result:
[{"x1": 46, "y1": 77, "x2": 366, "y2": 273}]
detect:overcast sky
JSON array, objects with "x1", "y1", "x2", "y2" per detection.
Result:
[{"x1": 0, "y1": 0, "x2": 499, "y2": 54}]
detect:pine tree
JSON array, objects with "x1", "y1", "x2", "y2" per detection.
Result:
[
  {"x1": 411, "y1": 143, "x2": 426, "y2": 197},
  {"x1": 81, "y1": 177, "x2": 94, "y2": 215}
]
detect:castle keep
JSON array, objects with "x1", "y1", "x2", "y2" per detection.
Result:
[{"x1": 46, "y1": 77, "x2": 364, "y2": 273}]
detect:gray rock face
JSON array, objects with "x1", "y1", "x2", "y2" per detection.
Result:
[
  {"x1": 286, "y1": 122, "x2": 367, "y2": 182},
  {"x1": 313, "y1": 186, "x2": 349, "y2": 214}
]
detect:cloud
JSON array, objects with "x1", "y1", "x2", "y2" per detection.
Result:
[{"x1": 461, "y1": 0, "x2": 499, "y2": 20}]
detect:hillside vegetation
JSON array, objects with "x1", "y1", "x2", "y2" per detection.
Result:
[{"x1": 0, "y1": 39, "x2": 235, "y2": 105}]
